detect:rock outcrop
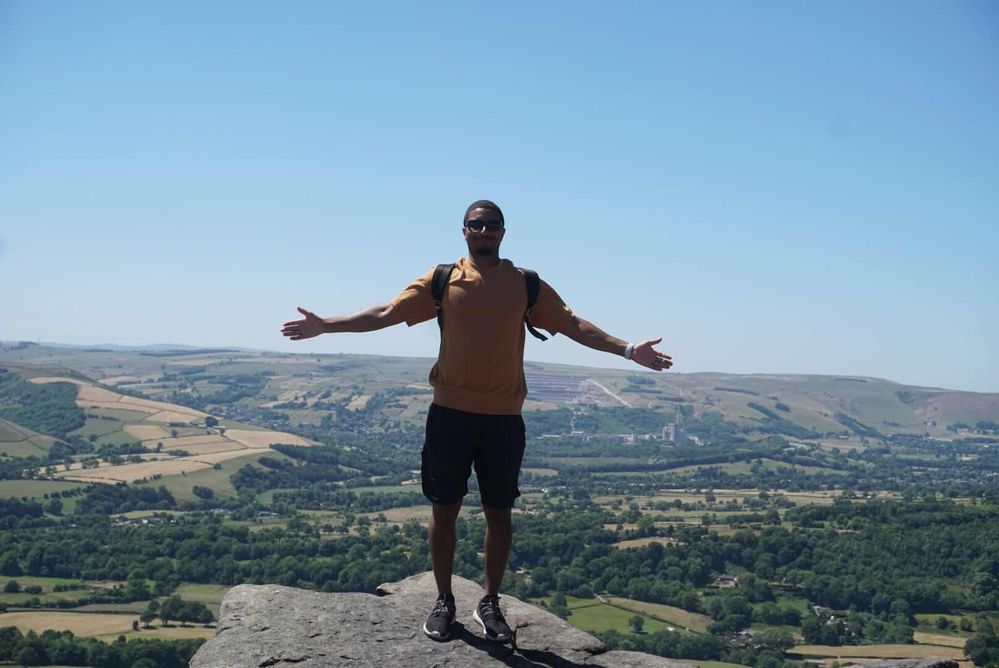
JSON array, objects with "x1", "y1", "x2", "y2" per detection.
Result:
[{"x1": 190, "y1": 572, "x2": 693, "y2": 667}]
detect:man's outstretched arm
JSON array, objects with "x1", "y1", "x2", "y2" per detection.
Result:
[
  {"x1": 281, "y1": 304, "x2": 406, "y2": 341},
  {"x1": 561, "y1": 315, "x2": 673, "y2": 372}
]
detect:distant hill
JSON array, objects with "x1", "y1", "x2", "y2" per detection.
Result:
[{"x1": 3, "y1": 343, "x2": 997, "y2": 447}]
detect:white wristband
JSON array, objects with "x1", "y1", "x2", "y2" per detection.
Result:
[{"x1": 624, "y1": 343, "x2": 634, "y2": 360}]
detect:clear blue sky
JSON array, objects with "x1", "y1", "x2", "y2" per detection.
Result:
[{"x1": 1, "y1": 1, "x2": 997, "y2": 392}]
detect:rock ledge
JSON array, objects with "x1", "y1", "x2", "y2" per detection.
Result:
[{"x1": 189, "y1": 572, "x2": 693, "y2": 667}]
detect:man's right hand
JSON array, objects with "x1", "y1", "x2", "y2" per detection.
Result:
[{"x1": 281, "y1": 307, "x2": 325, "y2": 341}]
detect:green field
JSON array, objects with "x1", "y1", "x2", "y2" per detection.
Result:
[
  {"x1": 0, "y1": 479, "x2": 87, "y2": 500},
  {"x1": 0, "y1": 418, "x2": 56, "y2": 457},
  {"x1": 0, "y1": 609, "x2": 216, "y2": 642},
  {"x1": 74, "y1": 601, "x2": 150, "y2": 614},
  {"x1": 792, "y1": 643, "x2": 965, "y2": 661},
  {"x1": 0, "y1": 590, "x2": 89, "y2": 606},
  {"x1": 0, "y1": 438, "x2": 49, "y2": 458},
  {"x1": 913, "y1": 631, "x2": 970, "y2": 647},
  {"x1": 914, "y1": 612, "x2": 978, "y2": 637},
  {"x1": 562, "y1": 599, "x2": 674, "y2": 635},
  {"x1": 530, "y1": 594, "x2": 677, "y2": 637},
  {"x1": 606, "y1": 597, "x2": 713, "y2": 632},
  {"x1": 70, "y1": 415, "x2": 128, "y2": 439},
  {"x1": 748, "y1": 623, "x2": 803, "y2": 639},
  {"x1": 0, "y1": 576, "x2": 108, "y2": 606},
  {"x1": 152, "y1": 450, "x2": 290, "y2": 502},
  {"x1": 522, "y1": 467, "x2": 559, "y2": 477},
  {"x1": 1, "y1": 575, "x2": 89, "y2": 591},
  {"x1": 772, "y1": 595, "x2": 811, "y2": 613}
]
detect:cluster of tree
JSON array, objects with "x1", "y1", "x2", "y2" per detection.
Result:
[
  {"x1": 523, "y1": 437, "x2": 663, "y2": 460},
  {"x1": 0, "y1": 514, "x2": 429, "y2": 592},
  {"x1": 534, "y1": 440, "x2": 815, "y2": 475},
  {"x1": 602, "y1": 623, "x2": 807, "y2": 668},
  {"x1": 850, "y1": 446, "x2": 999, "y2": 492},
  {"x1": 0, "y1": 627, "x2": 203, "y2": 667},
  {"x1": 94, "y1": 442, "x2": 148, "y2": 459},
  {"x1": 4, "y1": 580, "x2": 42, "y2": 594},
  {"x1": 0, "y1": 367, "x2": 84, "y2": 439},
  {"x1": 645, "y1": 448, "x2": 999, "y2": 494},
  {"x1": 704, "y1": 591, "x2": 756, "y2": 633},
  {"x1": 524, "y1": 408, "x2": 574, "y2": 436},
  {"x1": 948, "y1": 421, "x2": 999, "y2": 435},
  {"x1": 965, "y1": 617, "x2": 999, "y2": 667},
  {"x1": 74, "y1": 484, "x2": 176, "y2": 515},
  {"x1": 0, "y1": 498, "x2": 47, "y2": 529},
  {"x1": 141, "y1": 595, "x2": 213, "y2": 626},
  {"x1": 275, "y1": 430, "x2": 419, "y2": 477},
  {"x1": 752, "y1": 601, "x2": 802, "y2": 626},
  {"x1": 504, "y1": 499, "x2": 999, "y2": 616},
  {"x1": 681, "y1": 411, "x2": 742, "y2": 443},
  {"x1": 714, "y1": 387, "x2": 760, "y2": 396},
  {"x1": 3, "y1": 492, "x2": 996, "y2": 620},
  {"x1": 574, "y1": 406, "x2": 674, "y2": 434},
  {"x1": 230, "y1": 456, "x2": 352, "y2": 494},
  {"x1": 597, "y1": 628, "x2": 727, "y2": 663},
  {"x1": 800, "y1": 610, "x2": 913, "y2": 645},
  {"x1": 747, "y1": 402, "x2": 821, "y2": 439},
  {"x1": 165, "y1": 372, "x2": 269, "y2": 411},
  {"x1": 269, "y1": 486, "x2": 426, "y2": 513},
  {"x1": 833, "y1": 411, "x2": 881, "y2": 438}
]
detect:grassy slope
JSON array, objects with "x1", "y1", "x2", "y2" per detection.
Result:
[{"x1": 0, "y1": 418, "x2": 58, "y2": 457}]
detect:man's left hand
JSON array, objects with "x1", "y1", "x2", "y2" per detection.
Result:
[{"x1": 632, "y1": 338, "x2": 673, "y2": 372}]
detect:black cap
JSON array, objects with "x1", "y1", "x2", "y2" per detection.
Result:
[{"x1": 463, "y1": 199, "x2": 504, "y2": 224}]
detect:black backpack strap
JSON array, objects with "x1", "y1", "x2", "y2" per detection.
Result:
[
  {"x1": 431, "y1": 263, "x2": 456, "y2": 333},
  {"x1": 519, "y1": 268, "x2": 548, "y2": 342}
]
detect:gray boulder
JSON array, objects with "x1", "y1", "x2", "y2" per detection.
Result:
[{"x1": 190, "y1": 571, "x2": 694, "y2": 667}]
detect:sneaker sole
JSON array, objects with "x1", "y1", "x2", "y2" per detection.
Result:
[
  {"x1": 423, "y1": 621, "x2": 451, "y2": 641},
  {"x1": 472, "y1": 608, "x2": 511, "y2": 643}
]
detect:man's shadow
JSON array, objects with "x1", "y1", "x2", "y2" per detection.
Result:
[{"x1": 441, "y1": 621, "x2": 589, "y2": 668}]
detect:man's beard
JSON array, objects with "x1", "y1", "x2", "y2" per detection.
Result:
[{"x1": 473, "y1": 242, "x2": 499, "y2": 256}]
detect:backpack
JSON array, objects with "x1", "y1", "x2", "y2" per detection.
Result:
[{"x1": 431, "y1": 263, "x2": 548, "y2": 342}]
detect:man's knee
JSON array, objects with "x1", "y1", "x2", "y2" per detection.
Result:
[
  {"x1": 482, "y1": 505, "x2": 512, "y2": 528},
  {"x1": 431, "y1": 501, "x2": 463, "y2": 526}
]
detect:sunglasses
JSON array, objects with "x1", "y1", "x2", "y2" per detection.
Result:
[{"x1": 464, "y1": 220, "x2": 504, "y2": 233}]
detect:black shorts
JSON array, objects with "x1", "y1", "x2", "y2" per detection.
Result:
[{"x1": 421, "y1": 403, "x2": 526, "y2": 509}]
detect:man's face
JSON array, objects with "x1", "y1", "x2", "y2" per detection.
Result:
[{"x1": 462, "y1": 208, "x2": 505, "y2": 257}]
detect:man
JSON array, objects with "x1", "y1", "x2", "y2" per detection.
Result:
[{"x1": 281, "y1": 200, "x2": 672, "y2": 643}]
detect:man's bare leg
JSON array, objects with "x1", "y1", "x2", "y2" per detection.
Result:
[
  {"x1": 429, "y1": 501, "x2": 462, "y2": 596},
  {"x1": 482, "y1": 505, "x2": 512, "y2": 596}
]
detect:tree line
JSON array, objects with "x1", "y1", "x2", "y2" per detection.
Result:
[{"x1": 0, "y1": 627, "x2": 202, "y2": 668}]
